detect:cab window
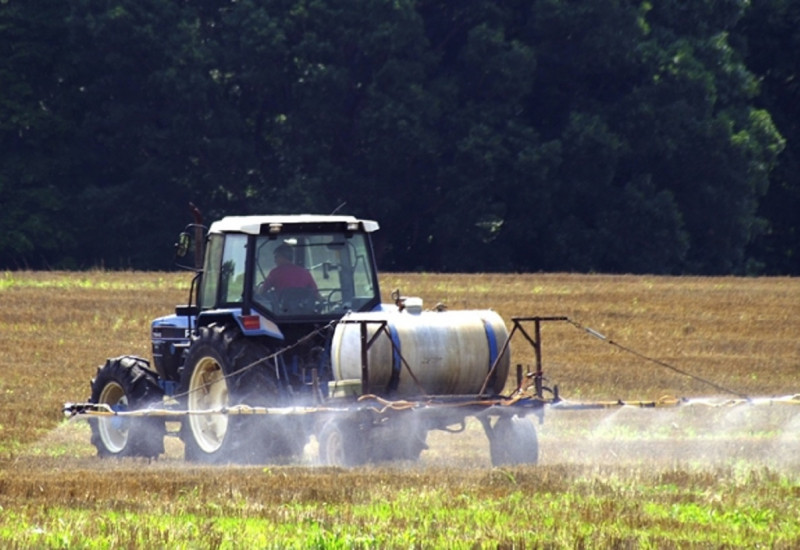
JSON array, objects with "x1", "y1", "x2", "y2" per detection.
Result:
[
  {"x1": 252, "y1": 233, "x2": 378, "y2": 316},
  {"x1": 199, "y1": 234, "x2": 247, "y2": 308},
  {"x1": 219, "y1": 234, "x2": 248, "y2": 304}
]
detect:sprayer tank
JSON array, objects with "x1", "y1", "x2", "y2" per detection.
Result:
[{"x1": 331, "y1": 309, "x2": 510, "y2": 396}]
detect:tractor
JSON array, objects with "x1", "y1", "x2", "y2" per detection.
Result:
[{"x1": 84, "y1": 213, "x2": 542, "y2": 466}]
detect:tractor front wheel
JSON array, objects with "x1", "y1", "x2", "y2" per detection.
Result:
[{"x1": 89, "y1": 356, "x2": 166, "y2": 458}]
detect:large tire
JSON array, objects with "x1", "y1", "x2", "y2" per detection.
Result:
[
  {"x1": 318, "y1": 418, "x2": 366, "y2": 467},
  {"x1": 89, "y1": 356, "x2": 166, "y2": 459},
  {"x1": 487, "y1": 415, "x2": 539, "y2": 466},
  {"x1": 178, "y1": 324, "x2": 305, "y2": 464}
]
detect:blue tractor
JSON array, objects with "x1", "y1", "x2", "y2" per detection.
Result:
[{"x1": 89, "y1": 214, "x2": 386, "y2": 463}]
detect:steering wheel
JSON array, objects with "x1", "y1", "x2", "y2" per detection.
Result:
[{"x1": 324, "y1": 289, "x2": 343, "y2": 312}]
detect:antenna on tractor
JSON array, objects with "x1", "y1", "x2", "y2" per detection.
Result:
[
  {"x1": 330, "y1": 202, "x2": 347, "y2": 215},
  {"x1": 189, "y1": 202, "x2": 204, "y2": 269}
]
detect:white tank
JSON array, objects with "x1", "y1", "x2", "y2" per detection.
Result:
[{"x1": 331, "y1": 309, "x2": 510, "y2": 396}]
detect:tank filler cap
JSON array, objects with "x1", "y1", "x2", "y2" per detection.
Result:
[
  {"x1": 390, "y1": 288, "x2": 422, "y2": 314},
  {"x1": 403, "y1": 297, "x2": 423, "y2": 314}
]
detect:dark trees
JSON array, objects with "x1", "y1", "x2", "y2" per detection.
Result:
[
  {"x1": 739, "y1": 1, "x2": 800, "y2": 274},
  {"x1": 0, "y1": 0, "x2": 793, "y2": 274}
]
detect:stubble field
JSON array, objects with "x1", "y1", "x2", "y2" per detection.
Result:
[{"x1": 1, "y1": 270, "x2": 799, "y2": 548}]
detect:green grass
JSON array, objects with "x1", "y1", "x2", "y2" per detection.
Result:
[{"x1": 2, "y1": 466, "x2": 799, "y2": 549}]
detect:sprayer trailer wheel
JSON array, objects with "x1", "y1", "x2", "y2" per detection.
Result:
[
  {"x1": 487, "y1": 415, "x2": 539, "y2": 466},
  {"x1": 318, "y1": 418, "x2": 366, "y2": 467},
  {"x1": 364, "y1": 413, "x2": 428, "y2": 463},
  {"x1": 89, "y1": 356, "x2": 165, "y2": 458}
]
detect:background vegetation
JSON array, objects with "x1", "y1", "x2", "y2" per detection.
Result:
[
  {"x1": 1, "y1": 271, "x2": 799, "y2": 547},
  {"x1": 2, "y1": 1, "x2": 798, "y2": 274}
]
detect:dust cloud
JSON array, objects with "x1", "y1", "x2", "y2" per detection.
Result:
[
  {"x1": 11, "y1": 396, "x2": 800, "y2": 473},
  {"x1": 413, "y1": 396, "x2": 800, "y2": 472}
]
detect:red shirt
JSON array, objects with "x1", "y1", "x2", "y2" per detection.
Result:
[{"x1": 263, "y1": 263, "x2": 318, "y2": 292}]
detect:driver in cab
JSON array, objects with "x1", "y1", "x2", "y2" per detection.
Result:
[{"x1": 260, "y1": 243, "x2": 319, "y2": 295}]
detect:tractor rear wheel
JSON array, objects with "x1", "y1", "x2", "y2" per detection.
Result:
[
  {"x1": 486, "y1": 415, "x2": 539, "y2": 466},
  {"x1": 89, "y1": 356, "x2": 166, "y2": 458},
  {"x1": 179, "y1": 324, "x2": 305, "y2": 464}
]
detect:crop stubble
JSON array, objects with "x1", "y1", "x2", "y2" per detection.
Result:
[{"x1": 1, "y1": 271, "x2": 799, "y2": 547}]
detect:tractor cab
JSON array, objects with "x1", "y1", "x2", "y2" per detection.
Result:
[
  {"x1": 152, "y1": 215, "x2": 381, "y2": 385},
  {"x1": 196, "y1": 216, "x2": 381, "y2": 320}
]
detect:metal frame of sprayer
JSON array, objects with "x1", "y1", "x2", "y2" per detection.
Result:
[{"x1": 63, "y1": 313, "x2": 800, "y2": 467}]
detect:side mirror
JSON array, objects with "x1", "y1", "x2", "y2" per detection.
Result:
[
  {"x1": 174, "y1": 224, "x2": 206, "y2": 270},
  {"x1": 175, "y1": 232, "x2": 192, "y2": 258}
]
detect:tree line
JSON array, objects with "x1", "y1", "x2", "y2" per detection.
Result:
[{"x1": 1, "y1": 0, "x2": 797, "y2": 275}]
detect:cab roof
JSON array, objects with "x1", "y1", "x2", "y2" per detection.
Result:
[{"x1": 208, "y1": 215, "x2": 380, "y2": 235}]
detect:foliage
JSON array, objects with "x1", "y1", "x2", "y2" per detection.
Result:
[
  {"x1": 739, "y1": 1, "x2": 800, "y2": 274},
  {"x1": 0, "y1": 1, "x2": 795, "y2": 274},
  {"x1": 0, "y1": 1, "x2": 73, "y2": 267}
]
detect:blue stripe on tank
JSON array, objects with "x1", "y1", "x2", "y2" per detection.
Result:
[
  {"x1": 481, "y1": 318, "x2": 499, "y2": 371},
  {"x1": 388, "y1": 323, "x2": 402, "y2": 377}
]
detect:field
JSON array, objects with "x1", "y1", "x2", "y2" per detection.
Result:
[{"x1": 1, "y1": 270, "x2": 799, "y2": 548}]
